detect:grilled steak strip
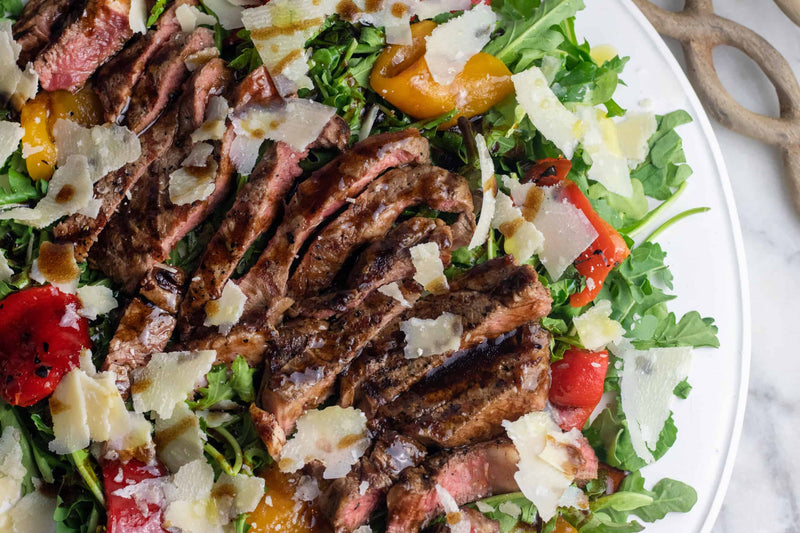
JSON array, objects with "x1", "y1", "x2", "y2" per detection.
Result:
[
  {"x1": 102, "y1": 264, "x2": 187, "y2": 397},
  {"x1": 292, "y1": 217, "x2": 452, "y2": 320},
  {"x1": 93, "y1": 0, "x2": 189, "y2": 123},
  {"x1": 124, "y1": 27, "x2": 215, "y2": 133},
  {"x1": 12, "y1": 0, "x2": 79, "y2": 66},
  {"x1": 91, "y1": 59, "x2": 233, "y2": 291},
  {"x1": 288, "y1": 165, "x2": 475, "y2": 301},
  {"x1": 54, "y1": 110, "x2": 179, "y2": 261},
  {"x1": 321, "y1": 430, "x2": 427, "y2": 533},
  {"x1": 385, "y1": 435, "x2": 597, "y2": 533},
  {"x1": 177, "y1": 114, "x2": 350, "y2": 340},
  {"x1": 236, "y1": 129, "x2": 431, "y2": 320},
  {"x1": 341, "y1": 256, "x2": 552, "y2": 414},
  {"x1": 380, "y1": 324, "x2": 551, "y2": 448},
  {"x1": 33, "y1": 0, "x2": 133, "y2": 91},
  {"x1": 255, "y1": 282, "x2": 422, "y2": 458}
]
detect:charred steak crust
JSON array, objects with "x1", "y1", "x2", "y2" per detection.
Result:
[{"x1": 12, "y1": 0, "x2": 80, "y2": 66}]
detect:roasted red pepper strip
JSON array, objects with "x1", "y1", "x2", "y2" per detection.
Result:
[
  {"x1": 103, "y1": 459, "x2": 170, "y2": 533},
  {"x1": 550, "y1": 348, "x2": 609, "y2": 431},
  {"x1": 525, "y1": 158, "x2": 630, "y2": 307}
]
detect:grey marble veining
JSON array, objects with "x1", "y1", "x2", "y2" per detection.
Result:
[{"x1": 649, "y1": 1, "x2": 800, "y2": 531}]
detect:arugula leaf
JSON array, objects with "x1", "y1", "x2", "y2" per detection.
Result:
[
  {"x1": 469, "y1": 492, "x2": 538, "y2": 533},
  {"x1": 619, "y1": 472, "x2": 697, "y2": 522},
  {"x1": 0, "y1": 0, "x2": 23, "y2": 18},
  {"x1": 627, "y1": 310, "x2": 719, "y2": 349},
  {"x1": 673, "y1": 378, "x2": 692, "y2": 399},
  {"x1": 484, "y1": 0, "x2": 585, "y2": 72},
  {"x1": 630, "y1": 111, "x2": 693, "y2": 200},
  {"x1": 147, "y1": 0, "x2": 168, "y2": 26},
  {"x1": 188, "y1": 355, "x2": 256, "y2": 410}
]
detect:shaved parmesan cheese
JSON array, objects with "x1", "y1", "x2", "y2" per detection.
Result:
[
  {"x1": 533, "y1": 186, "x2": 598, "y2": 280},
  {"x1": 52, "y1": 119, "x2": 141, "y2": 182},
  {"x1": 573, "y1": 300, "x2": 624, "y2": 350},
  {"x1": 227, "y1": 134, "x2": 262, "y2": 175},
  {"x1": 192, "y1": 96, "x2": 230, "y2": 143},
  {"x1": 616, "y1": 112, "x2": 657, "y2": 167},
  {"x1": 233, "y1": 99, "x2": 336, "y2": 152},
  {"x1": 503, "y1": 412, "x2": 583, "y2": 521},
  {"x1": 185, "y1": 46, "x2": 220, "y2": 72},
  {"x1": 213, "y1": 473, "x2": 266, "y2": 519},
  {"x1": 400, "y1": 313, "x2": 462, "y2": 359},
  {"x1": 0, "y1": 21, "x2": 39, "y2": 105},
  {"x1": 558, "y1": 485, "x2": 589, "y2": 510},
  {"x1": 0, "y1": 250, "x2": 13, "y2": 282},
  {"x1": 498, "y1": 501, "x2": 522, "y2": 518},
  {"x1": 613, "y1": 340, "x2": 692, "y2": 463},
  {"x1": 575, "y1": 105, "x2": 632, "y2": 198},
  {"x1": 0, "y1": 427, "x2": 25, "y2": 514},
  {"x1": 6, "y1": 491, "x2": 57, "y2": 533},
  {"x1": 163, "y1": 460, "x2": 224, "y2": 533},
  {"x1": 0, "y1": 121, "x2": 23, "y2": 167},
  {"x1": 512, "y1": 67, "x2": 582, "y2": 159},
  {"x1": 294, "y1": 475, "x2": 320, "y2": 501},
  {"x1": 176, "y1": 4, "x2": 217, "y2": 32},
  {"x1": 377, "y1": 282, "x2": 412, "y2": 308},
  {"x1": 204, "y1": 280, "x2": 247, "y2": 335},
  {"x1": 48, "y1": 370, "x2": 90, "y2": 453},
  {"x1": 169, "y1": 142, "x2": 218, "y2": 206},
  {"x1": 77, "y1": 285, "x2": 118, "y2": 320},
  {"x1": 435, "y1": 484, "x2": 469, "y2": 533},
  {"x1": 201, "y1": 0, "x2": 244, "y2": 30},
  {"x1": 132, "y1": 350, "x2": 216, "y2": 419},
  {"x1": 410, "y1": 242, "x2": 448, "y2": 293},
  {"x1": 155, "y1": 402, "x2": 206, "y2": 472},
  {"x1": 424, "y1": 4, "x2": 495, "y2": 85},
  {"x1": 475, "y1": 501, "x2": 494, "y2": 513},
  {"x1": 165, "y1": 459, "x2": 215, "y2": 504},
  {"x1": 129, "y1": 0, "x2": 147, "y2": 33},
  {"x1": 492, "y1": 191, "x2": 543, "y2": 263},
  {"x1": 31, "y1": 242, "x2": 80, "y2": 294},
  {"x1": 279, "y1": 406, "x2": 370, "y2": 479},
  {"x1": 0, "y1": 155, "x2": 94, "y2": 228},
  {"x1": 105, "y1": 410, "x2": 154, "y2": 460},
  {"x1": 468, "y1": 133, "x2": 497, "y2": 249},
  {"x1": 414, "y1": 0, "x2": 470, "y2": 19},
  {"x1": 353, "y1": 526, "x2": 372, "y2": 533}
]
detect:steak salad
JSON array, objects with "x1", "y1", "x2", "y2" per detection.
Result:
[{"x1": 0, "y1": 0, "x2": 720, "y2": 532}]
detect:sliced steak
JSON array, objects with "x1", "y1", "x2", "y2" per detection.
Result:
[
  {"x1": 102, "y1": 264, "x2": 187, "y2": 396},
  {"x1": 385, "y1": 436, "x2": 598, "y2": 532},
  {"x1": 93, "y1": 0, "x2": 189, "y2": 122},
  {"x1": 91, "y1": 59, "x2": 234, "y2": 291},
  {"x1": 292, "y1": 217, "x2": 452, "y2": 320},
  {"x1": 288, "y1": 164, "x2": 475, "y2": 301},
  {"x1": 12, "y1": 0, "x2": 79, "y2": 66},
  {"x1": 256, "y1": 282, "x2": 422, "y2": 458},
  {"x1": 342, "y1": 256, "x2": 552, "y2": 414},
  {"x1": 429, "y1": 509, "x2": 501, "y2": 533},
  {"x1": 380, "y1": 324, "x2": 551, "y2": 448},
  {"x1": 124, "y1": 27, "x2": 215, "y2": 133},
  {"x1": 176, "y1": 115, "x2": 350, "y2": 340},
  {"x1": 321, "y1": 431, "x2": 426, "y2": 533},
  {"x1": 236, "y1": 129, "x2": 431, "y2": 320},
  {"x1": 34, "y1": 0, "x2": 133, "y2": 91},
  {"x1": 54, "y1": 110, "x2": 179, "y2": 261}
]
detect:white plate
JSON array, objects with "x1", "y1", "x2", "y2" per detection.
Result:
[{"x1": 574, "y1": 1, "x2": 751, "y2": 532}]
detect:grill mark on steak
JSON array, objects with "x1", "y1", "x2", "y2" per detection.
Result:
[
  {"x1": 380, "y1": 324, "x2": 551, "y2": 448},
  {"x1": 235, "y1": 129, "x2": 431, "y2": 321},
  {"x1": 93, "y1": 0, "x2": 189, "y2": 123},
  {"x1": 33, "y1": 0, "x2": 133, "y2": 92},
  {"x1": 102, "y1": 263, "x2": 187, "y2": 397},
  {"x1": 341, "y1": 256, "x2": 552, "y2": 415},
  {"x1": 176, "y1": 114, "x2": 350, "y2": 340},
  {"x1": 124, "y1": 27, "x2": 215, "y2": 134},
  {"x1": 320, "y1": 430, "x2": 427, "y2": 533},
  {"x1": 292, "y1": 217, "x2": 452, "y2": 320},
  {"x1": 254, "y1": 282, "x2": 422, "y2": 458},
  {"x1": 54, "y1": 109, "x2": 179, "y2": 261},
  {"x1": 90, "y1": 59, "x2": 233, "y2": 291},
  {"x1": 287, "y1": 164, "x2": 475, "y2": 302},
  {"x1": 385, "y1": 436, "x2": 598, "y2": 532},
  {"x1": 12, "y1": 0, "x2": 80, "y2": 66}
]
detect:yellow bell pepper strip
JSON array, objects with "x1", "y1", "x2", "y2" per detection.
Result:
[
  {"x1": 19, "y1": 87, "x2": 102, "y2": 181},
  {"x1": 370, "y1": 21, "x2": 514, "y2": 129}
]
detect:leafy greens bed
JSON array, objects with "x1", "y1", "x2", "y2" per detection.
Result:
[{"x1": 0, "y1": 0, "x2": 719, "y2": 531}]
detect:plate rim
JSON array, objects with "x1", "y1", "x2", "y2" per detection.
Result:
[{"x1": 613, "y1": 1, "x2": 752, "y2": 531}]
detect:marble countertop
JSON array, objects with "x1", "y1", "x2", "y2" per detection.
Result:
[{"x1": 650, "y1": 1, "x2": 800, "y2": 530}]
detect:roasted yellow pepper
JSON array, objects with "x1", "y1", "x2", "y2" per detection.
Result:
[
  {"x1": 19, "y1": 87, "x2": 102, "y2": 181},
  {"x1": 247, "y1": 467, "x2": 322, "y2": 533},
  {"x1": 370, "y1": 21, "x2": 514, "y2": 129}
]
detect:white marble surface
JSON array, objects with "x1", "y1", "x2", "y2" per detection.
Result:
[{"x1": 649, "y1": 1, "x2": 800, "y2": 531}]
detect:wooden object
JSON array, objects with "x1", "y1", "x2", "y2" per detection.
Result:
[{"x1": 633, "y1": 0, "x2": 800, "y2": 214}]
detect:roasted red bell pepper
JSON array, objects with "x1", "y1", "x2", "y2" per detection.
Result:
[
  {"x1": 525, "y1": 158, "x2": 630, "y2": 307},
  {"x1": 550, "y1": 348, "x2": 609, "y2": 431},
  {"x1": 103, "y1": 459, "x2": 169, "y2": 533}
]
